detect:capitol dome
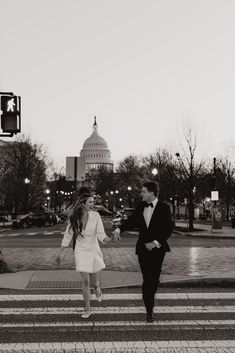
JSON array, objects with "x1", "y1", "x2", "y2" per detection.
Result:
[{"x1": 80, "y1": 117, "x2": 113, "y2": 172}]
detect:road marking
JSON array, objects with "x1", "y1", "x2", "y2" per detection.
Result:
[
  {"x1": 0, "y1": 230, "x2": 63, "y2": 237},
  {"x1": 0, "y1": 305, "x2": 234, "y2": 315},
  {"x1": 3, "y1": 232, "x2": 39, "y2": 236},
  {"x1": 1, "y1": 319, "x2": 235, "y2": 328},
  {"x1": 0, "y1": 340, "x2": 234, "y2": 352},
  {"x1": 0, "y1": 292, "x2": 234, "y2": 301}
]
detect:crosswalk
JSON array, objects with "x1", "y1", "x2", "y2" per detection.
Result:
[{"x1": 0, "y1": 291, "x2": 234, "y2": 352}]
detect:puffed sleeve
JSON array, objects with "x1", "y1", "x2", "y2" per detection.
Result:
[
  {"x1": 61, "y1": 222, "x2": 73, "y2": 247},
  {"x1": 96, "y1": 212, "x2": 107, "y2": 243}
]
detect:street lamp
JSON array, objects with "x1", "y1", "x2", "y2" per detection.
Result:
[
  {"x1": 152, "y1": 168, "x2": 158, "y2": 177},
  {"x1": 127, "y1": 186, "x2": 132, "y2": 207},
  {"x1": 24, "y1": 178, "x2": 31, "y2": 212}
]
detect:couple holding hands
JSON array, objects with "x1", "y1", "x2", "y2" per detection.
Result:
[{"x1": 57, "y1": 181, "x2": 173, "y2": 322}]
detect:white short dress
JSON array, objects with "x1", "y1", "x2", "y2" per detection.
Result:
[{"x1": 61, "y1": 210, "x2": 107, "y2": 273}]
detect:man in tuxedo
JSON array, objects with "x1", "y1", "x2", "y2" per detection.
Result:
[{"x1": 113, "y1": 181, "x2": 173, "y2": 322}]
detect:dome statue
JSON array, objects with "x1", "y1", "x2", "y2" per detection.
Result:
[{"x1": 80, "y1": 117, "x2": 113, "y2": 172}]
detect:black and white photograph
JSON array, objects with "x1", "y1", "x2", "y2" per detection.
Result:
[{"x1": 0, "y1": 1, "x2": 235, "y2": 352}]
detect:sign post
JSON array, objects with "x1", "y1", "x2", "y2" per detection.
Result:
[
  {"x1": 66, "y1": 156, "x2": 86, "y2": 191},
  {"x1": 211, "y1": 191, "x2": 222, "y2": 232}
]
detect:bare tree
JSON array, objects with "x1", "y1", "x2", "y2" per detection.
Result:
[
  {"x1": 0, "y1": 135, "x2": 48, "y2": 215},
  {"x1": 174, "y1": 120, "x2": 206, "y2": 231},
  {"x1": 214, "y1": 157, "x2": 235, "y2": 220},
  {"x1": 115, "y1": 155, "x2": 144, "y2": 206}
]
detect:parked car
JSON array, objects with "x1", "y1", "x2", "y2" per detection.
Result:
[
  {"x1": 47, "y1": 212, "x2": 60, "y2": 225},
  {"x1": 56, "y1": 211, "x2": 67, "y2": 223},
  {"x1": 97, "y1": 209, "x2": 113, "y2": 216},
  {"x1": 95, "y1": 205, "x2": 113, "y2": 217},
  {"x1": 12, "y1": 212, "x2": 54, "y2": 229},
  {"x1": 112, "y1": 208, "x2": 137, "y2": 230},
  {"x1": 0, "y1": 216, "x2": 8, "y2": 223}
]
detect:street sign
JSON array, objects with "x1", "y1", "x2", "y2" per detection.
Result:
[
  {"x1": 211, "y1": 191, "x2": 219, "y2": 201},
  {"x1": 66, "y1": 156, "x2": 86, "y2": 181}
]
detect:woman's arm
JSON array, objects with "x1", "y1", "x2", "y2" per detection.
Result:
[
  {"x1": 96, "y1": 213, "x2": 112, "y2": 243},
  {"x1": 56, "y1": 222, "x2": 73, "y2": 264}
]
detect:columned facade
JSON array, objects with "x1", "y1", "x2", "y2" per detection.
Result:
[{"x1": 80, "y1": 117, "x2": 113, "y2": 172}]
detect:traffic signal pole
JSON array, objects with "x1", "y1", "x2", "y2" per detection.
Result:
[{"x1": 0, "y1": 91, "x2": 21, "y2": 137}]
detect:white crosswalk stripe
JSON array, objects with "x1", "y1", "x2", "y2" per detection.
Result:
[
  {"x1": 1, "y1": 305, "x2": 234, "y2": 315},
  {"x1": 0, "y1": 291, "x2": 234, "y2": 352},
  {"x1": 0, "y1": 292, "x2": 235, "y2": 301},
  {"x1": 0, "y1": 341, "x2": 235, "y2": 352},
  {"x1": 1, "y1": 319, "x2": 235, "y2": 328},
  {"x1": 0, "y1": 230, "x2": 63, "y2": 237}
]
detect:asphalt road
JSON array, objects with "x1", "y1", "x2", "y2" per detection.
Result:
[{"x1": 0, "y1": 222, "x2": 234, "y2": 248}]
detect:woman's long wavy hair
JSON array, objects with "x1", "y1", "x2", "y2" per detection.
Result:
[{"x1": 69, "y1": 193, "x2": 92, "y2": 250}]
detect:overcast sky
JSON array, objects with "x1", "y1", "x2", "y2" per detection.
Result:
[{"x1": 1, "y1": 0, "x2": 235, "y2": 170}]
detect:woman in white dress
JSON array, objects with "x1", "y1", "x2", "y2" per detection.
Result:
[{"x1": 56, "y1": 193, "x2": 112, "y2": 318}]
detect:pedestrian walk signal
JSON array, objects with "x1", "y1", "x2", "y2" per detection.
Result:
[
  {"x1": 0, "y1": 95, "x2": 21, "y2": 134},
  {"x1": 1, "y1": 95, "x2": 17, "y2": 113}
]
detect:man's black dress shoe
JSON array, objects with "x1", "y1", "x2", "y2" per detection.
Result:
[{"x1": 146, "y1": 313, "x2": 154, "y2": 323}]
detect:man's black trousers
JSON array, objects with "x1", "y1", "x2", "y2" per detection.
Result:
[{"x1": 138, "y1": 248, "x2": 166, "y2": 315}]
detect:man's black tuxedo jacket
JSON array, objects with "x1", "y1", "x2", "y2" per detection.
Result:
[{"x1": 119, "y1": 201, "x2": 173, "y2": 255}]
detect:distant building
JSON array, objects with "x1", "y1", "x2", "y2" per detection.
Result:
[
  {"x1": 0, "y1": 139, "x2": 14, "y2": 148},
  {"x1": 80, "y1": 117, "x2": 113, "y2": 173}
]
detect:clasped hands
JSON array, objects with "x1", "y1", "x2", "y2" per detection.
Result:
[
  {"x1": 145, "y1": 241, "x2": 160, "y2": 251},
  {"x1": 112, "y1": 229, "x2": 121, "y2": 242}
]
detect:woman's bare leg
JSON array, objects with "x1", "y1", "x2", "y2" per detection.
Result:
[
  {"x1": 79, "y1": 272, "x2": 91, "y2": 312},
  {"x1": 90, "y1": 272, "x2": 102, "y2": 299}
]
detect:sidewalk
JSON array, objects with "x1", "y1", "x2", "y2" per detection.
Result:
[
  {"x1": 0, "y1": 223, "x2": 234, "y2": 291},
  {"x1": 176, "y1": 221, "x2": 235, "y2": 239}
]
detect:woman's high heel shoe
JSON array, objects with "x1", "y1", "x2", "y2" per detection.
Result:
[
  {"x1": 96, "y1": 290, "x2": 103, "y2": 303},
  {"x1": 94, "y1": 284, "x2": 103, "y2": 302},
  {"x1": 81, "y1": 310, "x2": 92, "y2": 319}
]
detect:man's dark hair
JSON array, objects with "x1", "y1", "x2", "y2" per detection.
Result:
[{"x1": 143, "y1": 181, "x2": 159, "y2": 197}]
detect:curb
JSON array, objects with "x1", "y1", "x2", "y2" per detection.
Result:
[
  {"x1": 174, "y1": 229, "x2": 235, "y2": 239},
  {"x1": 185, "y1": 232, "x2": 235, "y2": 239},
  {"x1": 0, "y1": 228, "x2": 10, "y2": 234},
  {"x1": 159, "y1": 277, "x2": 235, "y2": 288}
]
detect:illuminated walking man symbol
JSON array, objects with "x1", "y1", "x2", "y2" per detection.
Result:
[{"x1": 7, "y1": 98, "x2": 16, "y2": 112}]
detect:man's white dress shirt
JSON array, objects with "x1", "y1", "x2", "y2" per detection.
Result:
[{"x1": 143, "y1": 198, "x2": 158, "y2": 228}]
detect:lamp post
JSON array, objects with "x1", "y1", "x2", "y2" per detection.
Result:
[
  {"x1": 152, "y1": 168, "x2": 158, "y2": 179},
  {"x1": 127, "y1": 186, "x2": 132, "y2": 207},
  {"x1": 24, "y1": 178, "x2": 31, "y2": 212},
  {"x1": 115, "y1": 190, "x2": 119, "y2": 211},
  {"x1": 110, "y1": 191, "x2": 114, "y2": 212},
  {"x1": 45, "y1": 189, "x2": 50, "y2": 210}
]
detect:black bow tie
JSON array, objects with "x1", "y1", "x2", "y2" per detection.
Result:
[{"x1": 145, "y1": 202, "x2": 153, "y2": 208}]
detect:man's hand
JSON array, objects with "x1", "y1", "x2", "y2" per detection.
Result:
[
  {"x1": 112, "y1": 229, "x2": 121, "y2": 242},
  {"x1": 145, "y1": 241, "x2": 160, "y2": 251}
]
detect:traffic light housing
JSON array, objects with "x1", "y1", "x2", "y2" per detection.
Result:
[{"x1": 0, "y1": 95, "x2": 21, "y2": 134}]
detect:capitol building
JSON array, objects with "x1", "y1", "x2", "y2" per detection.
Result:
[{"x1": 80, "y1": 117, "x2": 113, "y2": 173}]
